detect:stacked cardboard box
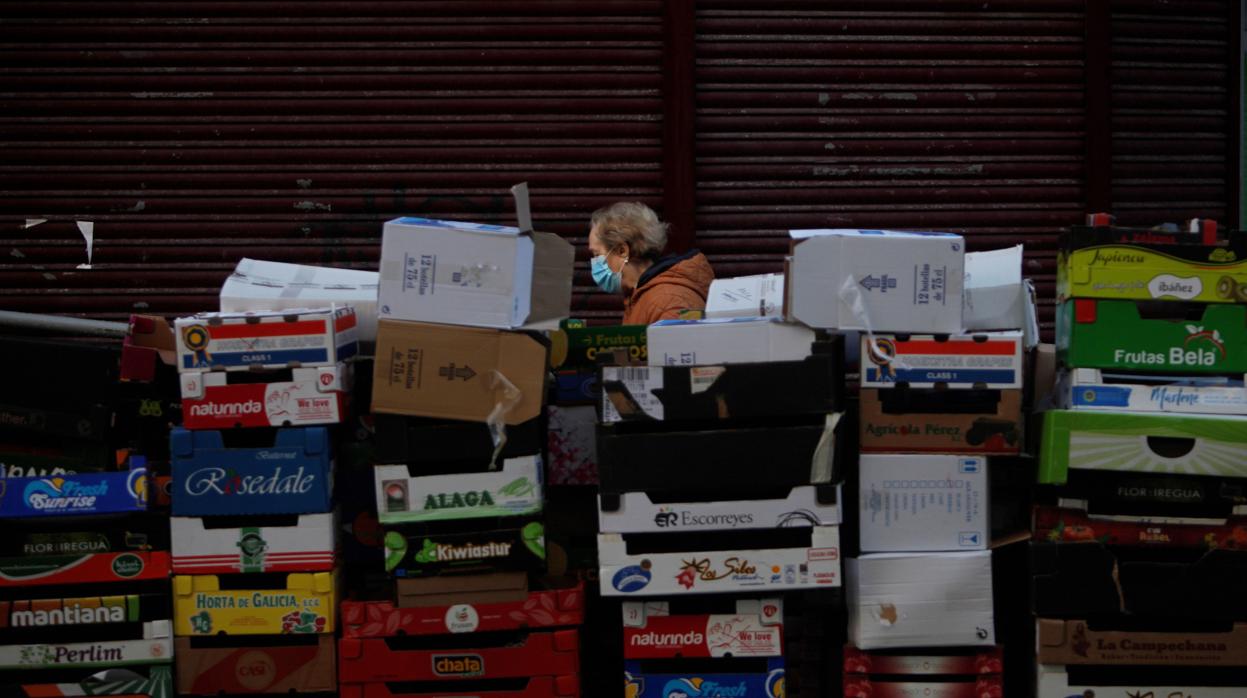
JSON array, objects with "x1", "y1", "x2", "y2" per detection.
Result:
[
  {"x1": 0, "y1": 335, "x2": 177, "y2": 697},
  {"x1": 1034, "y1": 214, "x2": 1247, "y2": 696},
  {"x1": 342, "y1": 189, "x2": 586, "y2": 698},
  {"x1": 596, "y1": 308, "x2": 847, "y2": 696},
  {"x1": 167, "y1": 307, "x2": 355, "y2": 696}
]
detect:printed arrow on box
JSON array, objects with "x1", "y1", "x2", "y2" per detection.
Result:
[{"x1": 438, "y1": 364, "x2": 477, "y2": 381}]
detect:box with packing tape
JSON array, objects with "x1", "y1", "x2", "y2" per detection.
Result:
[
  {"x1": 171, "y1": 511, "x2": 336, "y2": 574},
  {"x1": 1037, "y1": 409, "x2": 1247, "y2": 485},
  {"x1": 170, "y1": 427, "x2": 334, "y2": 517},
  {"x1": 842, "y1": 646, "x2": 1004, "y2": 698},
  {"x1": 597, "y1": 415, "x2": 842, "y2": 506},
  {"x1": 858, "y1": 455, "x2": 988, "y2": 553},
  {"x1": 175, "y1": 634, "x2": 336, "y2": 695},
  {"x1": 1037, "y1": 618, "x2": 1247, "y2": 666},
  {"x1": 172, "y1": 571, "x2": 337, "y2": 636},
  {"x1": 0, "y1": 457, "x2": 150, "y2": 519},
  {"x1": 372, "y1": 320, "x2": 549, "y2": 425},
  {"x1": 0, "y1": 511, "x2": 168, "y2": 589},
  {"x1": 1031, "y1": 539, "x2": 1247, "y2": 621},
  {"x1": 343, "y1": 577, "x2": 583, "y2": 637},
  {"x1": 1057, "y1": 298, "x2": 1247, "y2": 374},
  {"x1": 179, "y1": 363, "x2": 351, "y2": 429},
  {"x1": 624, "y1": 656, "x2": 784, "y2": 698},
  {"x1": 785, "y1": 228, "x2": 966, "y2": 333},
  {"x1": 9, "y1": 664, "x2": 174, "y2": 698},
  {"x1": 384, "y1": 518, "x2": 547, "y2": 579},
  {"x1": 1058, "y1": 367, "x2": 1247, "y2": 414},
  {"x1": 1037, "y1": 663, "x2": 1247, "y2": 698},
  {"x1": 1057, "y1": 215, "x2": 1247, "y2": 305},
  {"x1": 598, "y1": 337, "x2": 844, "y2": 425},
  {"x1": 174, "y1": 306, "x2": 358, "y2": 372},
  {"x1": 621, "y1": 598, "x2": 784, "y2": 659},
  {"x1": 374, "y1": 456, "x2": 543, "y2": 526},
  {"x1": 859, "y1": 387, "x2": 1022, "y2": 454},
  {"x1": 847, "y1": 551, "x2": 995, "y2": 650},
  {"x1": 339, "y1": 629, "x2": 579, "y2": 684},
  {"x1": 600, "y1": 484, "x2": 842, "y2": 535},
  {"x1": 599, "y1": 525, "x2": 841, "y2": 597},
  {"x1": 372, "y1": 413, "x2": 546, "y2": 467}
]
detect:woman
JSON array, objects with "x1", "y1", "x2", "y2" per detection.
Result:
[{"x1": 587, "y1": 202, "x2": 714, "y2": 325}]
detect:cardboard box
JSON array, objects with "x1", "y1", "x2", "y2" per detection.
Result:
[
  {"x1": 547, "y1": 405, "x2": 598, "y2": 486},
  {"x1": 0, "y1": 592, "x2": 169, "y2": 638},
  {"x1": 1033, "y1": 504, "x2": 1247, "y2": 548},
  {"x1": 0, "y1": 551, "x2": 171, "y2": 588},
  {"x1": 343, "y1": 578, "x2": 584, "y2": 637},
  {"x1": 1038, "y1": 409, "x2": 1247, "y2": 484},
  {"x1": 170, "y1": 427, "x2": 334, "y2": 516},
  {"x1": 339, "y1": 629, "x2": 579, "y2": 683},
  {"x1": 384, "y1": 520, "x2": 547, "y2": 578},
  {"x1": 844, "y1": 676, "x2": 1002, "y2": 698},
  {"x1": 622, "y1": 599, "x2": 783, "y2": 658},
  {"x1": 1037, "y1": 618, "x2": 1247, "y2": 666},
  {"x1": 1037, "y1": 664, "x2": 1247, "y2": 698},
  {"x1": 170, "y1": 511, "x2": 336, "y2": 574},
  {"x1": 1057, "y1": 298, "x2": 1247, "y2": 374},
  {"x1": 0, "y1": 457, "x2": 149, "y2": 519},
  {"x1": 373, "y1": 413, "x2": 546, "y2": 466},
  {"x1": 0, "y1": 515, "x2": 168, "y2": 559},
  {"x1": 859, "y1": 388, "x2": 1022, "y2": 454},
  {"x1": 372, "y1": 320, "x2": 548, "y2": 425},
  {"x1": 180, "y1": 363, "x2": 350, "y2": 429},
  {"x1": 964, "y1": 244, "x2": 1031, "y2": 333},
  {"x1": 597, "y1": 417, "x2": 842, "y2": 502},
  {"x1": 394, "y1": 571, "x2": 529, "y2": 609},
  {"x1": 339, "y1": 675, "x2": 579, "y2": 698},
  {"x1": 1051, "y1": 468, "x2": 1247, "y2": 522},
  {"x1": 600, "y1": 344, "x2": 845, "y2": 423},
  {"x1": 172, "y1": 572, "x2": 337, "y2": 636},
  {"x1": 624, "y1": 657, "x2": 784, "y2": 698},
  {"x1": 11, "y1": 664, "x2": 173, "y2": 698},
  {"x1": 0, "y1": 621, "x2": 172, "y2": 670},
  {"x1": 1058, "y1": 367, "x2": 1247, "y2": 414},
  {"x1": 599, "y1": 526, "x2": 841, "y2": 596},
  {"x1": 548, "y1": 324, "x2": 647, "y2": 370},
  {"x1": 842, "y1": 645, "x2": 1004, "y2": 675},
  {"x1": 174, "y1": 306, "x2": 358, "y2": 372},
  {"x1": 705, "y1": 273, "x2": 785, "y2": 319},
  {"x1": 377, "y1": 186, "x2": 574, "y2": 330},
  {"x1": 374, "y1": 455, "x2": 544, "y2": 524},
  {"x1": 175, "y1": 634, "x2": 336, "y2": 695},
  {"x1": 861, "y1": 332, "x2": 1023, "y2": 389},
  {"x1": 1057, "y1": 222, "x2": 1247, "y2": 304},
  {"x1": 646, "y1": 317, "x2": 816, "y2": 366},
  {"x1": 847, "y1": 551, "x2": 995, "y2": 649},
  {"x1": 786, "y1": 228, "x2": 965, "y2": 333},
  {"x1": 220, "y1": 258, "x2": 381, "y2": 342},
  {"x1": 859, "y1": 455, "x2": 988, "y2": 553},
  {"x1": 599, "y1": 484, "x2": 842, "y2": 534}
]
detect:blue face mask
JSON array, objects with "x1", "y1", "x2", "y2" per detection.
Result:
[{"x1": 591, "y1": 252, "x2": 624, "y2": 294}]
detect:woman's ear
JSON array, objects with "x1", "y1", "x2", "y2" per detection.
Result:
[{"x1": 617, "y1": 241, "x2": 632, "y2": 261}]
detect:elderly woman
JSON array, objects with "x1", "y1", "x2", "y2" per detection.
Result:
[{"x1": 587, "y1": 202, "x2": 715, "y2": 325}]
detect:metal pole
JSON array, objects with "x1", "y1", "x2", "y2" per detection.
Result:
[{"x1": 0, "y1": 310, "x2": 128, "y2": 338}]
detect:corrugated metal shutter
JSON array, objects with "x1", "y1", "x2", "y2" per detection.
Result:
[
  {"x1": 0, "y1": 1, "x2": 664, "y2": 323},
  {"x1": 694, "y1": 0, "x2": 1090, "y2": 331},
  {"x1": 1108, "y1": 0, "x2": 1237, "y2": 225}
]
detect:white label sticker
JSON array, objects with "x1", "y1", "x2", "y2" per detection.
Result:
[
  {"x1": 602, "y1": 367, "x2": 665, "y2": 421},
  {"x1": 689, "y1": 366, "x2": 725, "y2": 395},
  {"x1": 444, "y1": 604, "x2": 480, "y2": 633}
]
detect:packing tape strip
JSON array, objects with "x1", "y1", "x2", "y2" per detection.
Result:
[
  {"x1": 485, "y1": 368, "x2": 522, "y2": 470},
  {"x1": 808, "y1": 411, "x2": 842, "y2": 484},
  {"x1": 280, "y1": 263, "x2": 321, "y2": 298},
  {"x1": 838, "y1": 274, "x2": 912, "y2": 374}
]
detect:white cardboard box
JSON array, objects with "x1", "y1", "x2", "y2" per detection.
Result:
[
  {"x1": 374, "y1": 455, "x2": 544, "y2": 524},
  {"x1": 847, "y1": 551, "x2": 994, "y2": 649},
  {"x1": 600, "y1": 484, "x2": 843, "y2": 534},
  {"x1": 220, "y1": 259, "x2": 381, "y2": 343},
  {"x1": 1058, "y1": 367, "x2": 1247, "y2": 415},
  {"x1": 646, "y1": 317, "x2": 816, "y2": 366},
  {"x1": 377, "y1": 185, "x2": 574, "y2": 330},
  {"x1": 963, "y1": 245, "x2": 1028, "y2": 331},
  {"x1": 786, "y1": 229, "x2": 965, "y2": 333},
  {"x1": 171, "y1": 512, "x2": 336, "y2": 573},
  {"x1": 859, "y1": 455, "x2": 988, "y2": 552},
  {"x1": 705, "y1": 273, "x2": 785, "y2": 319},
  {"x1": 180, "y1": 363, "x2": 350, "y2": 429},
  {"x1": 600, "y1": 526, "x2": 841, "y2": 596}
]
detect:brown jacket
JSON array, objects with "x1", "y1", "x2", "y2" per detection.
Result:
[{"x1": 622, "y1": 250, "x2": 715, "y2": 325}]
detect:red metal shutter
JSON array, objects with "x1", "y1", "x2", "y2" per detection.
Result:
[
  {"x1": 694, "y1": 1, "x2": 1090, "y2": 332},
  {"x1": 0, "y1": 1, "x2": 663, "y2": 323}
]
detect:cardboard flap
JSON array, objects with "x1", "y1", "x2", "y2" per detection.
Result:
[{"x1": 525, "y1": 231, "x2": 575, "y2": 329}]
